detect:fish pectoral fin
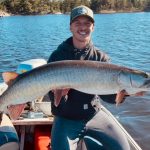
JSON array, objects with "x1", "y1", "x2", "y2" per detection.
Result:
[
  {"x1": 134, "y1": 91, "x2": 145, "y2": 96},
  {"x1": 53, "y1": 89, "x2": 70, "y2": 107},
  {"x1": 115, "y1": 90, "x2": 128, "y2": 106},
  {"x1": 7, "y1": 103, "x2": 26, "y2": 120},
  {"x1": 2, "y1": 72, "x2": 19, "y2": 86}
]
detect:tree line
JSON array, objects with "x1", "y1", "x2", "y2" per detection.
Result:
[{"x1": 0, "y1": 0, "x2": 150, "y2": 15}]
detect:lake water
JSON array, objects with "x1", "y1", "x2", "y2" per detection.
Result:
[{"x1": 0, "y1": 12, "x2": 150, "y2": 149}]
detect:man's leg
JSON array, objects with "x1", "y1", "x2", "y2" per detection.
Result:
[
  {"x1": 51, "y1": 116, "x2": 85, "y2": 150},
  {"x1": 85, "y1": 109, "x2": 130, "y2": 150}
]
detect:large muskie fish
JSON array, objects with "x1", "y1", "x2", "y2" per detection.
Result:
[{"x1": 0, "y1": 60, "x2": 150, "y2": 111}]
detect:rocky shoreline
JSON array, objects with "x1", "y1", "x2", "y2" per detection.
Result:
[
  {"x1": 100, "y1": 9, "x2": 143, "y2": 14},
  {"x1": 0, "y1": 9, "x2": 144, "y2": 17},
  {"x1": 0, "y1": 11, "x2": 10, "y2": 17}
]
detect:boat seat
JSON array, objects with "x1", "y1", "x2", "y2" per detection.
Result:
[{"x1": 0, "y1": 142, "x2": 19, "y2": 150}]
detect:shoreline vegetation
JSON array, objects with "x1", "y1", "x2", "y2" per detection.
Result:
[
  {"x1": 0, "y1": 0, "x2": 150, "y2": 17},
  {"x1": 0, "y1": 9, "x2": 147, "y2": 17}
]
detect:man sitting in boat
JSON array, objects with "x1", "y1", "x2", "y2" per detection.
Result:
[{"x1": 48, "y1": 5, "x2": 130, "y2": 150}]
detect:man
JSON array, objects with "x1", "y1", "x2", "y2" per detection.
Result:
[{"x1": 48, "y1": 5, "x2": 130, "y2": 150}]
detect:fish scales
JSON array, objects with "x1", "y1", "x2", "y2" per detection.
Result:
[{"x1": 0, "y1": 60, "x2": 150, "y2": 111}]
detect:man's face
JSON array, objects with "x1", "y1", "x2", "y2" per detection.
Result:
[{"x1": 70, "y1": 16, "x2": 94, "y2": 43}]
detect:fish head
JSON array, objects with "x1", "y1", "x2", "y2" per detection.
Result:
[
  {"x1": 127, "y1": 71, "x2": 150, "y2": 94},
  {"x1": 140, "y1": 78, "x2": 150, "y2": 90},
  {"x1": 130, "y1": 71, "x2": 150, "y2": 88},
  {"x1": 130, "y1": 72, "x2": 147, "y2": 87},
  {"x1": 118, "y1": 69, "x2": 150, "y2": 94}
]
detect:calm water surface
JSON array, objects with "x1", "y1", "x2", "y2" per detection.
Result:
[{"x1": 0, "y1": 12, "x2": 150, "y2": 149}]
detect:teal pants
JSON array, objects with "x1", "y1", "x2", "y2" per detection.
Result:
[{"x1": 51, "y1": 109, "x2": 130, "y2": 150}]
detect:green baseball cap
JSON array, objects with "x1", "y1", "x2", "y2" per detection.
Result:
[{"x1": 70, "y1": 5, "x2": 94, "y2": 24}]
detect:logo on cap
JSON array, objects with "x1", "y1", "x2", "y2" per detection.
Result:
[{"x1": 77, "y1": 7, "x2": 87, "y2": 15}]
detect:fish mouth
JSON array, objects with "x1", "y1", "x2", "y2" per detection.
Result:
[{"x1": 146, "y1": 72, "x2": 150, "y2": 78}]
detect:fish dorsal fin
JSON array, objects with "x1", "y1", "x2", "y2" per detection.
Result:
[{"x1": 2, "y1": 72, "x2": 19, "y2": 86}]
